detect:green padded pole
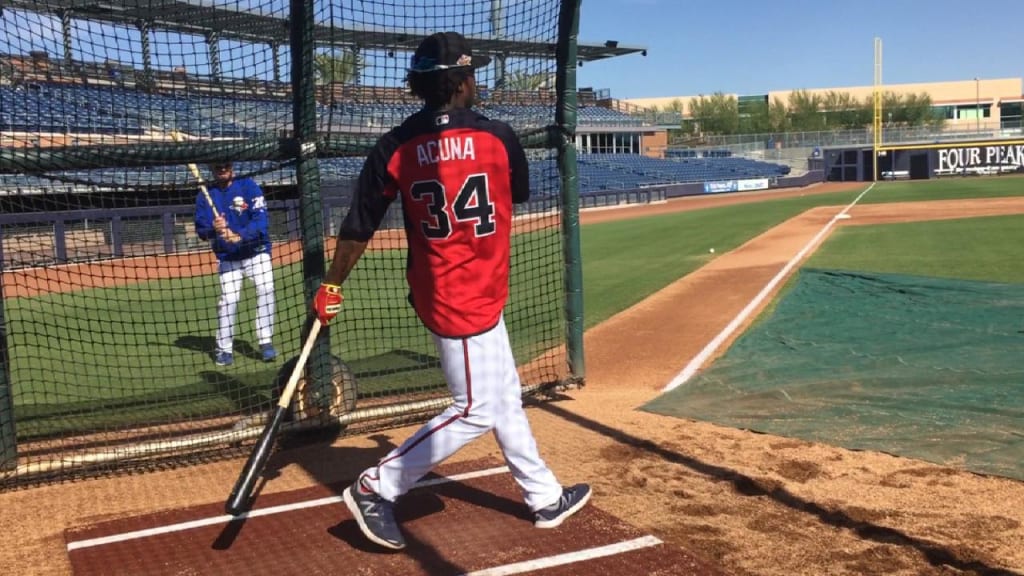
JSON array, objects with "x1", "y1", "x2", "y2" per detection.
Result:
[
  {"x1": 290, "y1": 0, "x2": 331, "y2": 410},
  {"x1": 0, "y1": 235, "x2": 16, "y2": 470},
  {"x1": 556, "y1": 0, "x2": 585, "y2": 383}
]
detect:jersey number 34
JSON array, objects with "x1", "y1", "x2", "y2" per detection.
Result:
[{"x1": 410, "y1": 174, "x2": 496, "y2": 240}]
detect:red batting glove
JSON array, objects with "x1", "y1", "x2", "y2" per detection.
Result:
[{"x1": 313, "y1": 283, "x2": 344, "y2": 324}]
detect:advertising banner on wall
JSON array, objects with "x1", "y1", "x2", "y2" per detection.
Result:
[
  {"x1": 936, "y1": 143, "x2": 1024, "y2": 175},
  {"x1": 703, "y1": 178, "x2": 771, "y2": 193},
  {"x1": 703, "y1": 180, "x2": 737, "y2": 193},
  {"x1": 737, "y1": 178, "x2": 770, "y2": 191}
]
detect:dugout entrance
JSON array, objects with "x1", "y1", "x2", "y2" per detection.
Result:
[{"x1": 909, "y1": 153, "x2": 929, "y2": 179}]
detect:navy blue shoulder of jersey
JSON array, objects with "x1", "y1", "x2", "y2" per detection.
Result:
[{"x1": 337, "y1": 108, "x2": 531, "y2": 242}]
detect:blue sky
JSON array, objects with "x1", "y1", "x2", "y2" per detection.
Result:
[
  {"x1": 577, "y1": 0, "x2": 1024, "y2": 98},
  {"x1": 2, "y1": 0, "x2": 1022, "y2": 100}
]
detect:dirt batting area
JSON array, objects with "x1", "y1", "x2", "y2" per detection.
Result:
[{"x1": 4, "y1": 181, "x2": 1024, "y2": 575}]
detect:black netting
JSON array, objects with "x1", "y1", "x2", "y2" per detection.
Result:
[{"x1": 0, "y1": 0, "x2": 575, "y2": 487}]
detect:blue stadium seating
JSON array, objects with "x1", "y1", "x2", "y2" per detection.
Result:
[
  {"x1": 0, "y1": 84, "x2": 789, "y2": 195},
  {"x1": 0, "y1": 83, "x2": 645, "y2": 136},
  {"x1": 0, "y1": 154, "x2": 790, "y2": 197}
]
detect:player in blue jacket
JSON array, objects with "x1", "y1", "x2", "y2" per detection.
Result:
[{"x1": 194, "y1": 161, "x2": 277, "y2": 366}]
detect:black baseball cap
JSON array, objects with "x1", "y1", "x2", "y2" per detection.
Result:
[{"x1": 409, "y1": 31, "x2": 491, "y2": 74}]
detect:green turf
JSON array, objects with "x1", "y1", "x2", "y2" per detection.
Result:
[
  {"x1": 581, "y1": 187, "x2": 861, "y2": 328},
  {"x1": 582, "y1": 177, "x2": 1024, "y2": 329},
  {"x1": 747, "y1": 179, "x2": 1024, "y2": 326},
  {"x1": 860, "y1": 175, "x2": 1024, "y2": 204},
  {"x1": 6, "y1": 227, "x2": 564, "y2": 438},
  {"x1": 804, "y1": 214, "x2": 1024, "y2": 283}
]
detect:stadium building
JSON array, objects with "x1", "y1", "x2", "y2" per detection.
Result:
[
  {"x1": 621, "y1": 77, "x2": 1024, "y2": 133},
  {"x1": 617, "y1": 78, "x2": 1024, "y2": 182}
]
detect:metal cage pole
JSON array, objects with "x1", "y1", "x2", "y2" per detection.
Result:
[
  {"x1": 291, "y1": 0, "x2": 332, "y2": 408},
  {"x1": 556, "y1": 0, "x2": 585, "y2": 383}
]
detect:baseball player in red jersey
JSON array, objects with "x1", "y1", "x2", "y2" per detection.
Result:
[{"x1": 312, "y1": 31, "x2": 590, "y2": 550}]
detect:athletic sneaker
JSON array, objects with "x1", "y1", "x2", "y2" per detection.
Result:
[
  {"x1": 343, "y1": 481, "x2": 406, "y2": 550},
  {"x1": 215, "y1": 351, "x2": 233, "y2": 366},
  {"x1": 260, "y1": 343, "x2": 277, "y2": 362},
  {"x1": 534, "y1": 483, "x2": 592, "y2": 529}
]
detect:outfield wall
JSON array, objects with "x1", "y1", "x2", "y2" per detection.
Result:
[
  {"x1": 657, "y1": 169, "x2": 825, "y2": 199},
  {"x1": 823, "y1": 139, "x2": 1024, "y2": 181}
]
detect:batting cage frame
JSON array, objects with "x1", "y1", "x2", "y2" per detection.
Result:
[{"x1": 0, "y1": 0, "x2": 644, "y2": 487}]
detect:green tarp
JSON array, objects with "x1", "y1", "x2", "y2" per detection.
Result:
[{"x1": 643, "y1": 269, "x2": 1024, "y2": 480}]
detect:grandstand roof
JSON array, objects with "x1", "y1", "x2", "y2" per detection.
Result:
[{"x1": 6, "y1": 0, "x2": 646, "y2": 62}]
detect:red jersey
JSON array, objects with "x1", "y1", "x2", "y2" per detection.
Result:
[{"x1": 338, "y1": 107, "x2": 531, "y2": 338}]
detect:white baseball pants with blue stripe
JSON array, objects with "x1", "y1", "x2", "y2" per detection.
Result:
[
  {"x1": 216, "y1": 252, "x2": 275, "y2": 354},
  {"x1": 358, "y1": 316, "x2": 563, "y2": 512}
]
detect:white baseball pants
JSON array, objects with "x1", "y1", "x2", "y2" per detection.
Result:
[
  {"x1": 216, "y1": 252, "x2": 275, "y2": 354},
  {"x1": 358, "y1": 316, "x2": 563, "y2": 512}
]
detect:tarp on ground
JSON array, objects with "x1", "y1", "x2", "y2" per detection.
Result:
[{"x1": 643, "y1": 269, "x2": 1024, "y2": 481}]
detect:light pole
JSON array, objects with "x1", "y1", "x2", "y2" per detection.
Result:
[{"x1": 975, "y1": 77, "x2": 980, "y2": 133}]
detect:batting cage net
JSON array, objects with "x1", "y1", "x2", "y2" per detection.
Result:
[{"x1": 0, "y1": 0, "x2": 584, "y2": 487}]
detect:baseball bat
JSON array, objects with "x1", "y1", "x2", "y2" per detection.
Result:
[
  {"x1": 225, "y1": 318, "x2": 323, "y2": 516},
  {"x1": 168, "y1": 129, "x2": 219, "y2": 218}
]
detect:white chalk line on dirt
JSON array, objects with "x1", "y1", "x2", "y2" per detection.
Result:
[
  {"x1": 66, "y1": 466, "x2": 511, "y2": 551},
  {"x1": 662, "y1": 182, "x2": 876, "y2": 392},
  {"x1": 459, "y1": 535, "x2": 664, "y2": 576}
]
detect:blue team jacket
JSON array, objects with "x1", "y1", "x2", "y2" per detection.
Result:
[{"x1": 194, "y1": 177, "x2": 272, "y2": 262}]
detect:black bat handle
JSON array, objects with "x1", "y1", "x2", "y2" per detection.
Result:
[{"x1": 225, "y1": 406, "x2": 286, "y2": 515}]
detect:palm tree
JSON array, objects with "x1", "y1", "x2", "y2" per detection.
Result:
[{"x1": 314, "y1": 48, "x2": 363, "y2": 85}]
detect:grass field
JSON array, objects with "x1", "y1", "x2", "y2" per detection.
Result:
[
  {"x1": 858, "y1": 175, "x2": 1024, "y2": 204},
  {"x1": 806, "y1": 213, "x2": 1024, "y2": 283},
  {"x1": 587, "y1": 176, "x2": 1024, "y2": 329},
  {"x1": 581, "y1": 189, "x2": 862, "y2": 327},
  {"x1": 6, "y1": 228, "x2": 564, "y2": 438},
  {"x1": 7, "y1": 176, "x2": 1024, "y2": 439}
]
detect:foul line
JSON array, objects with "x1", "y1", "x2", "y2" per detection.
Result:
[
  {"x1": 66, "y1": 466, "x2": 510, "y2": 552},
  {"x1": 662, "y1": 182, "x2": 876, "y2": 392},
  {"x1": 459, "y1": 535, "x2": 664, "y2": 576}
]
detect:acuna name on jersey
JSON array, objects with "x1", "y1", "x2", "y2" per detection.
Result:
[{"x1": 416, "y1": 137, "x2": 476, "y2": 166}]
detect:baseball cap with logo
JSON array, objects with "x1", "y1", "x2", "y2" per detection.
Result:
[{"x1": 409, "y1": 31, "x2": 492, "y2": 74}]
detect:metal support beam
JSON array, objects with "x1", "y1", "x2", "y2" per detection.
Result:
[
  {"x1": 138, "y1": 20, "x2": 152, "y2": 78},
  {"x1": 60, "y1": 9, "x2": 73, "y2": 63},
  {"x1": 491, "y1": 0, "x2": 506, "y2": 89},
  {"x1": 271, "y1": 42, "x2": 281, "y2": 83},
  {"x1": 207, "y1": 31, "x2": 221, "y2": 79}
]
